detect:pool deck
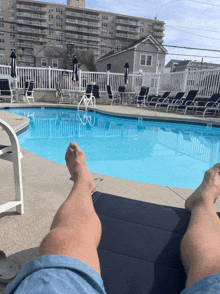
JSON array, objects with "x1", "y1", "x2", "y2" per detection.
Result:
[{"x1": 1, "y1": 102, "x2": 220, "y2": 293}]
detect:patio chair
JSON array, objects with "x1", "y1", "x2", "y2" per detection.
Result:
[
  {"x1": 19, "y1": 81, "x2": 35, "y2": 103},
  {"x1": 131, "y1": 87, "x2": 149, "y2": 107},
  {"x1": 92, "y1": 85, "x2": 102, "y2": 105},
  {"x1": 146, "y1": 91, "x2": 171, "y2": 109},
  {"x1": 0, "y1": 119, "x2": 24, "y2": 214},
  {"x1": 106, "y1": 85, "x2": 121, "y2": 105},
  {"x1": 155, "y1": 92, "x2": 185, "y2": 111},
  {"x1": 77, "y1": 84, "x2": 94, "y2": 110},
  {"x1": 0, "y1": 79, "x2": 16, "y2": 103},
  {"x1": 184, "y1": 93, "x2": 220, "y2": 116},
  {"x1": 200, "y1": 101, "x2": 220, "y2": 117},
  {"x1": 55, "y1": 83, "x2": 71, "y2": 104},
  {"x1": 167, "y1": 90, "x2": 198, "y2": 113}
]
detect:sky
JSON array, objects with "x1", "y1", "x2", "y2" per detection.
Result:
[{"x1": 36, "y1": 0, "x2": 220, "y2": 65}]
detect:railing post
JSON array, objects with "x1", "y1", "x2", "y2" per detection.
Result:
[
  {"x1": 183, "y1": 70, "x2": 188, "y2": 92},
  {"x1": 156, "y1": 73, "x2": 161, "y2": 95},
  {"x1": 107, "y1": 71, "x2": 110, "y2": 86},
  {"x1": 48, "y1": 66, "x2": 51, "y2": 89},
  {"x1": 79, "y1": 70, "x2": 81, "y2": 91}
]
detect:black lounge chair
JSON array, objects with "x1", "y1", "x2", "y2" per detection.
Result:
[
  {"x1": 200, "y1": 101, "x2": 220, "y2": 117},
  {"x1": 106, "y1": 85, "x2": 121, "y2": 105},
  {"x1": 92, "y1": 85, "x2": 102, "y2": 105},
  {"x1": 0, "y1": 79, "x2": 16, "y2": 103},
  {"x1": 184, "y1": 93, "x2": 220, "y2": 116},
  {"x1": 131, "y1": 86, "x2": 149, "y2": 107},
  {"x1": 20, "y1": 81, "x2": 35, "y2": 103},
  {"x1": 155, "y1": 92, "x2": 185, "y2": 111},
  {"x1": 92, "y1": 191, "x2": 190, "y2": 294},
  {"x1": 168, "y1": 90, "x2": 198, "y2": 113},
  {"x1": 146, "y1": 91, "x2": 170, "y2": 109}
]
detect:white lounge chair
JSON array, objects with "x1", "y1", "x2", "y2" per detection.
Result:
[
  {"x1": 19, "y1": 81, "x2": 35, "y2": 103},
  {"x1": 0, "y1": 119, "x2": 24, "y2": 214}
]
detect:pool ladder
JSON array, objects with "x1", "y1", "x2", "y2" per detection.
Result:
[{"x1": 77, "y1": 93, "x2": 96, "y2": 112}]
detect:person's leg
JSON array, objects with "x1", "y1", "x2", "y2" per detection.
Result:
[
  {"x1": 181, "y1": 163, "x2": 220, "y2": 288},
  {"x1": 36, "y1": 142, "x2": 102, "y2": 275}
]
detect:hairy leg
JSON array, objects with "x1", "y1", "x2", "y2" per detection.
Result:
[
  {"x1": 36, "y1": 142, "x2": 102, "y2": 275},
  {"x1": 181, "y1": 163, "x2": 220, "y2": 288}
]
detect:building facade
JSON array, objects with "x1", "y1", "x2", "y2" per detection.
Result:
[
  {"x1": 0, "y1": 0, "x2": 165, "y2": 67},
  {"x1": 96, "y1": 35, "x2": 167, "y2": 74}
]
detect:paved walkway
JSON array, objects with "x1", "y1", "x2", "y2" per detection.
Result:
[{"x1": 1, "y1": 102, "x2": 220, "y2": 293}]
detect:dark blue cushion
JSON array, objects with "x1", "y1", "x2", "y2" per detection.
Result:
[{"x1": 92, "y1": 191, "x2": 191, "y2": 294}]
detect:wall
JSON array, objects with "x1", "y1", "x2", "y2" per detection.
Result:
[{"x1": 96, "y1": 49, "x2": 135, "y2": 73}]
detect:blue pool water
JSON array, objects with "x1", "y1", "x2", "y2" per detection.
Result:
[{"x1": 2, "y1": 107, "x2": 220, "y2": 189}]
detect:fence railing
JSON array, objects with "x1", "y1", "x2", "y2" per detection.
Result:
[{"x1": 1, "y1": 65, "x2": 220, "y2": 97}]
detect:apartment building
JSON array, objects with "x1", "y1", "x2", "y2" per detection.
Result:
[{"x1": 0, "y1": 0, "x2": 165, "y2": 67}]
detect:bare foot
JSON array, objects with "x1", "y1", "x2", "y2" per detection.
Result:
[
  {"x1": 185, "y1": 163, "x2": 220, "y2": 212},
  {"x1": 65, "y1": 142, "x2": 96, "y2": 193}
]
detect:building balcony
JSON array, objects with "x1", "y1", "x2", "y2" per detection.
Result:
[
  {"x1": 17, "y1": 42, "x2": 34, "y2": 48},
  {"x1": 116, "y1": 26, "x2": 139, "y2": 33},
  {"x1": 65, "y1": 25, "x2": 100, "y2": 35},
  {"x1": 18, "y1": 57, "x2": 34, "y2": 62},
  {"x1": 17, "y1": 34, "x2": 47, "y2": 42},
  {"x1": 66, "y1": 18, "x2": 100, "y2": 27},
  {"x1": 66, "y1": 32, "x2": 100, "y2": 42},
  {"x1": 152, "y1": 31, "x2": 165, "y2": 37},
  {"x1": 116, "y1": 18, "x2": 140, "y2": 26},
  {"x1": 17, "y1": 11, "x2": 46, "y2": 20},
  {"x1": 16, "y1": 3, "x2": 46, "y2": 13},
  {"x1": 17, "y1": 19, "x2": 47, "y2": 27},
  {"x1": 17, "y1": 49, "x2": 34, "y2": 55},
  {"x1": 153, "y1": 24, "x2": 165, "y2": 31},
  {"x1": 17, "y1": 27, "x2": 47, "y2": 35},
  {"x1": 66, "y1": 10, "x2": 100, "y2": 21},
  {"x1": 69, "y1": 40, "x2": 99, "y2": 48},
  {"x1": 115, "y1": 33, "x2": 139, "y2": 40}
]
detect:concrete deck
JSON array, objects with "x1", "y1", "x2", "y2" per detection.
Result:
[{"x1": 1, "y1": 102, "x2": 220, "y2": 293}]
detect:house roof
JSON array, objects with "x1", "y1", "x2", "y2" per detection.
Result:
[
  {"x1": 97, "y1": 34, "x2": 167, "y2": 62},
  {"x1": 175, "y1": 60, "x2": 191, "y2": 67},
  {"x1": 34, "y1": 46, "x2": 65, "y2": 58},
  {"x1": 165, "y1": 59, "x2": 182, "y2": 68}
]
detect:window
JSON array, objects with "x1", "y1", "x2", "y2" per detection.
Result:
[
  {"x1": 0, "y1": 8, "x2": 3, "y2": 13},
  {"x1": 101, "y1": 49, "x2": 107, "y2": 54},
  {"x1": 10, "y1": 24, "x2": 15, "y2": 30},
  {"x1": 0, "y1": 38, "x2": 4, "y2": 43},
  {"x1": 140, "y1": 21, "x2": 145, "y2": 26},
  {"x1": 56, "y1": 15, "x2": 62, "y2": 20},
  {"x1": 49, "y1": 30, "x2": 53, "y2": 35},
  {"x1": 107, "y1": 63, "x2": 111, "y2": 70},
  {"x1": 102, "y1": 15, "x2": 108, "y2": 20},
  {"x1": 148, "y1": 23, "x2": 153, "y2": 26},
  {"x1": 109, "y1": 31, "x2": 113, "y2": 35},
  {"x1": 0, "y1": 23, "x2": 4, "y2": 28},
  {"x1": 0, "y1": 60, "x2": 6, "y2": 65},
  {"x1": 52, "y1": 59, "x2": 58, "y2": 68},
  {"x1": 102, "y1": 23, "x2": 108, "y2": 27},
  {"x1": 0, "y1": 53, "x2": 5, "y2": 58},
  {"x1": 140, "y1": 28, "x2": 144, "y2": 33},
  {"x1": 0, "y1": 17, "x2": 3, "y2": 21},
  {"x1": 56, "y1": 31, "x2": 63, "y2": 35},
  {"x1": 9, "y1": 1, "x2": 15, "y2": 8},
  {"x1": 0, "y1": 46, "x2": 4, "y2": 50},
  {"x1": 49, "y1": 7, "x2": 53, "y2": 13},
  {"x1": 0, "y1": 32, "x2": 4, "y2": 35},
  {"x1": 110, "y1": 16, "x2": 114, "y2": 22},
  {"x1": 101, "y1": 30, "x2": 108, "y2": 35},
  {"x1": 56, "y1": 8, "x2": 63, "y2": 14},
  {"x1": 49, "y1": 22, "x2": 54, "y2": 27},
  {"x1": 9, "y1": 17, "x2": 15, "y2": 21},
  {"x1": 56, "y1": 23, "x2": 62, "y2": 27},
  {"x1": 140, "y1": 54, "x2": 152, "y2": 66},
  {"x1": 41, "y1": 58, "x2": 47, "y2": 67},
  {"x1": 0, "y1": 0, "x2": 2, "y2": 5},
  {"x1": 9, "y1": 9, "x2": 14, "y2": 15},
  {"x1": 49, "y1": 14, "x2": 53, "y2": 19},
  {"x1": 10, "y1": 33, "x2": 15, "y2": 38}
]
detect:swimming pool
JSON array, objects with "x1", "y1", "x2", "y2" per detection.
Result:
[{"x1": 2, "y1": 107, "x2": 220, "y2": 189}]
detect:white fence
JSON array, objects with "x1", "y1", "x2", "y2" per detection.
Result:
[{"x1": 1, "y1": 65, "x2": 220, "y2": 97}]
